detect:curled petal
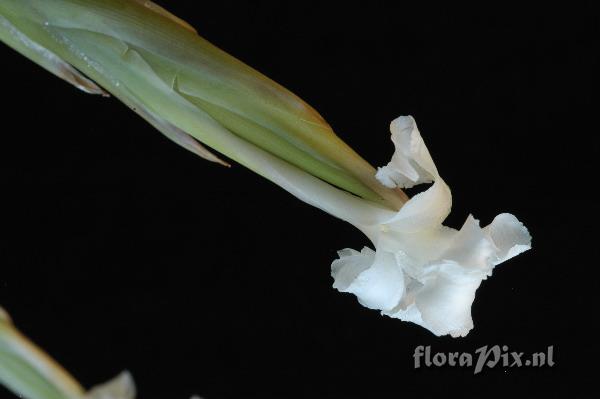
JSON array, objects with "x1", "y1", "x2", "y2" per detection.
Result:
[
  {"x1": 376, "y1": 116, "x2": 437, "y2": 188},
  {"x1": 376, "y1": 116, "x2": 452, "y2": 232}
]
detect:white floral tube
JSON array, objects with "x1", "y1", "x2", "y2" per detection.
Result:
[{"x1": 331, "y1": 116, "x2": 531, "y2": 337}]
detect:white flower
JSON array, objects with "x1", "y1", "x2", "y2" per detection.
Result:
[{"x1": 331, "y1": 116, "x2": 531, "y2": 337}]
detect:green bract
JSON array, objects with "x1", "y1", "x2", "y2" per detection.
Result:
[
  {"x1": 0, "y1": 0, "x2": 407, "y2": 209},
  {"x1": 1, "y1": 308, "x2": 135, "y2": 399},
  {"x1": 0, "y1": 310, "x2": 84, "y2": 399}
]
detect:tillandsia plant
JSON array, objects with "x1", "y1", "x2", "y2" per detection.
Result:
[
  {"x1": 0, "y1": 0, "x2": 531, "y2": 341},
  {"x1": 0, "y1": 307, "x2": 136, "y2": 399}
]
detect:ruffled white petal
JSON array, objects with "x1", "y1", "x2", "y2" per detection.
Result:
[
  {"x1": 485, "y1": 213, "x2": 532, "y2": 263},
  {"x1": 332, "y1": 248, "x2": 404, "y2": 311},
  {"x1": 332, "y1": 115, "x2": 531, "y2": 337},
  {"x1": 389, "y1": 266, "x2": 481, "y2": 337}
]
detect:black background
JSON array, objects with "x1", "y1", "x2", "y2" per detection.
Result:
[{"x1": 0, "y1": 1, "x2": 597, "y2": 398}]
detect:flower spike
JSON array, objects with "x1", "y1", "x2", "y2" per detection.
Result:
[{"x1": 0, "y1": 1, "x2": 531, "y2": 339}]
